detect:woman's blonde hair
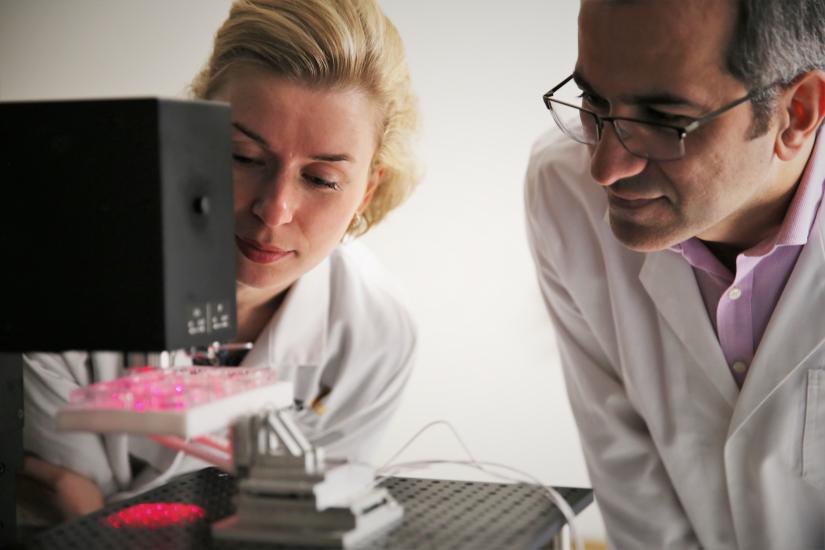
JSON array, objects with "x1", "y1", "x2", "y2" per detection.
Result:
[{"x1": 191, "y1": 0, "x2": 420, "y2": 236}]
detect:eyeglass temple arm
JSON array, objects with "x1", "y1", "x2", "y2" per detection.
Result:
[
  {"x1": 682, "y1": 92, "x2": 758, "y2": 134},
  {"x1": 543, "y1": 73, "x2": 576, "y2": 101}
]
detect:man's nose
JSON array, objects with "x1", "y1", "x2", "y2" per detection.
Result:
[
  {"x1": 251, "y1": 173, "x2": 297, "y2": 227},
  {"x1": 589, "y1": 124, "x2": 648, "y2": 186}
]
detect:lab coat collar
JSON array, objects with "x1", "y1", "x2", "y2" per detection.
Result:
[
  {"x1": 240, "y1": 256, "x2": 330, "y2": 371},
  {"x1": 729, "y1": 195, "x2": 825, "y2": 436},
  {"x1": 639, "y1": 250, "x2": 739, "y2": 407}
]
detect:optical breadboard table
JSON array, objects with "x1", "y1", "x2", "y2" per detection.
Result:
[{"x1": 30, "y1": 468, "x2": 592, "y2": 549}]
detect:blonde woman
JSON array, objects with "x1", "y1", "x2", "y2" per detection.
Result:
[{"x1": 21, "y1": 0, "x2": 419, "y2": 522}]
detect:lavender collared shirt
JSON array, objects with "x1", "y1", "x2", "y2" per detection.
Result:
[{"x1": 671, "y1": 132, "x2": 825, "y2": 388}]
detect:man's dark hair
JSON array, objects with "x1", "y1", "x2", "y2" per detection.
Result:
[{"x1": 727, "y1": 0, "x2": 825, "y2": 135}]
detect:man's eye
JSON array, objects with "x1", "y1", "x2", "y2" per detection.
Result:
[
  {"x1": 646, "y1": 109, "x2": 692, "y2": 125},
  {"x1": 304, "y1": 174, "x2": 340, "y2": 190},
  {"x1": 578, "y1": 92, "x2": 608, "y2": 110}
]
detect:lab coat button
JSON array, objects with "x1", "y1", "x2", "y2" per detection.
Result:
[
  {"x1": 728, "y1": 287, "x2": 742, "y2": 300},
  {"x1": 732, "y1": 361, "x2": 748, "y2": 374}
]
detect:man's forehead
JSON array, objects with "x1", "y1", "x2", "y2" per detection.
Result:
[
  {"x1": 580, "y1": 0, "x2": 735, "y2": 11},
  {"x1": 576, "y1": 0, "x2": 739, "y2": 104},
  {"x1": 578, "y1": 0, "x2": 736, "y2": 43}
]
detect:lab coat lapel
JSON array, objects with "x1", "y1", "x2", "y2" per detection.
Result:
[
  {"x1": 241, "y1": 257, "x2": 330, "y2": 378},
  {"x1": 639, "y1": 249, "x2": 739, "y2": 407},
  {"x1": 729, "y1": 205, "x2": 825, "y2": 435}
]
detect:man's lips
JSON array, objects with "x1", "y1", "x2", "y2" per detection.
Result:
[
  {"x1": 607, "y1": 189, "x2": 665, "y2": 209},
  {"x1": 235, "y1": 236, "x2": 293, "y2": 264}
]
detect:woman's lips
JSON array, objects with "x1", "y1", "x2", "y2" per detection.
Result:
[{"x1": 235, "y1": 236, "x2": 293, "y2": 264}]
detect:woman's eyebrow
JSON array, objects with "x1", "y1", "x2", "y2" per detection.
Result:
[
  {"x1": 232, "y1": 122, "x2": 269, "y2": 147},
  {"x1": 232, "y1": 122, "x2": 354, "y2": 162},
  {"x1": 312, "y1": 153, "x2": 353, "y2": 162}
]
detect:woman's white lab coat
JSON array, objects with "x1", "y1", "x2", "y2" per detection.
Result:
[
  {"x1": 23, "y1": 241, "x2": 416, "y2": 500},
  {"x1": 525, "y1": 131, "x2": 825, "y2": 550}
]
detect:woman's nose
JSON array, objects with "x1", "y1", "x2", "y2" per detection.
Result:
[
  {"x1": 589, "y1": 124, "x2": 648, "y2": 186},
  {"x1": 251, "y1": 174, "x2": 297, "y2": 227}
]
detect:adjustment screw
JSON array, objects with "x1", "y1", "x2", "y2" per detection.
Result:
[{"x1": 193, "y1": 196, "x2": 211, "y2": 215}]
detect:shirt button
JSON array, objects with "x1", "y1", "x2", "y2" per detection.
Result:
[
  {"x1": 732, "y1": 361, "x2": 748, "y2": 375},
  {"x1": 728, "y1": 287, "x2": 742, "y2": 300}
]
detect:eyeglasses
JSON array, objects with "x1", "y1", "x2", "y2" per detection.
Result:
[{"x1": 542, "y1": 74, "x2": 760, "y2": 161}]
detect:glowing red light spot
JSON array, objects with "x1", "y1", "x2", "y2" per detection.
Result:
[
  {"x1": 105, "y1": 503, "x2": 206, "y2": 529},
  {"x1": 129, "y1": 366, "x2": 159, "y2": 374}
]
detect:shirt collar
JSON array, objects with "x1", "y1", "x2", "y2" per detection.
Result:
[
  {"x1": 775, "y1": 128, "x2": 825, "y2": 247},
  {"x1": 672, "y1": 127, "x2": 825, "y2": 261}
]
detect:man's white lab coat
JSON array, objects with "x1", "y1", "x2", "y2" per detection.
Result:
[
  {"x1": 525, "y1": 130, "x2": 825, "y2": 550},
  {"x1": 23, "y1": 241, "x2": 416, "y2": 501}
]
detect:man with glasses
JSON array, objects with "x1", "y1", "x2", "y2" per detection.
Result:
[{"x1": 525, "y1": 0, "x2": 825, "y2": 548}]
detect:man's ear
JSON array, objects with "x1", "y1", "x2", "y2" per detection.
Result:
[
  {"x1": 357, "y1": 165, "x2": 384, "y2": 213},
  {"x1": 776, "y1": 70, "x2": 825, "y2": 161}
]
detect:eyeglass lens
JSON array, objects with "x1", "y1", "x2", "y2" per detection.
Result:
[{"x1": 547, "y1": 79, "x2": 685, "y2": 160}]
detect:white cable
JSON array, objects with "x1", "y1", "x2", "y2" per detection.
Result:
[
  {"x1": 372, "y1": 420, "x2": 584, "y2": 550},
  {"x1": 162, "y1": 415, "x2": 586, "y2": 548},
  {"x1": 377, "y1": 420, "x2": 476, "y2": 472}
]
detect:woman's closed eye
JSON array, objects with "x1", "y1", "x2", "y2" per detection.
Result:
[
  {"x1": 232, "y1": 153, "x2": 265, "y2": 166},
  {"x1": 304, "y1": 173, "x2": 340, "y2": 191}
]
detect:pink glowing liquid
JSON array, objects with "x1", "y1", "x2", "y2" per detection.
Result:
[{"x1": 68, "y1": 367, "x2": 279, "y2": 412}]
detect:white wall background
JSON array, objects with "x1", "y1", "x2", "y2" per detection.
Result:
[{"x1": 0, "y1": 0, "x2": 603, "y2": 541}]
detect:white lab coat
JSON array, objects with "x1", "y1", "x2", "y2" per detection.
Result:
[
  {"x1": 525, "y1": 130, "x2": 825, "y2": 550},
  {"x1": 23, "y1": 241, "x2": 416, "y2": 501}
]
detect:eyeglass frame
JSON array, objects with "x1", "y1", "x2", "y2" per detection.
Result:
[{"x1": 542, "y1": 73, "x2": 766, "y2": 160}]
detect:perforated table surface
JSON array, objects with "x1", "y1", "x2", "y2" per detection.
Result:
[{"x1": 30, "y1": 468, "x2": 592, "y2": 549}]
